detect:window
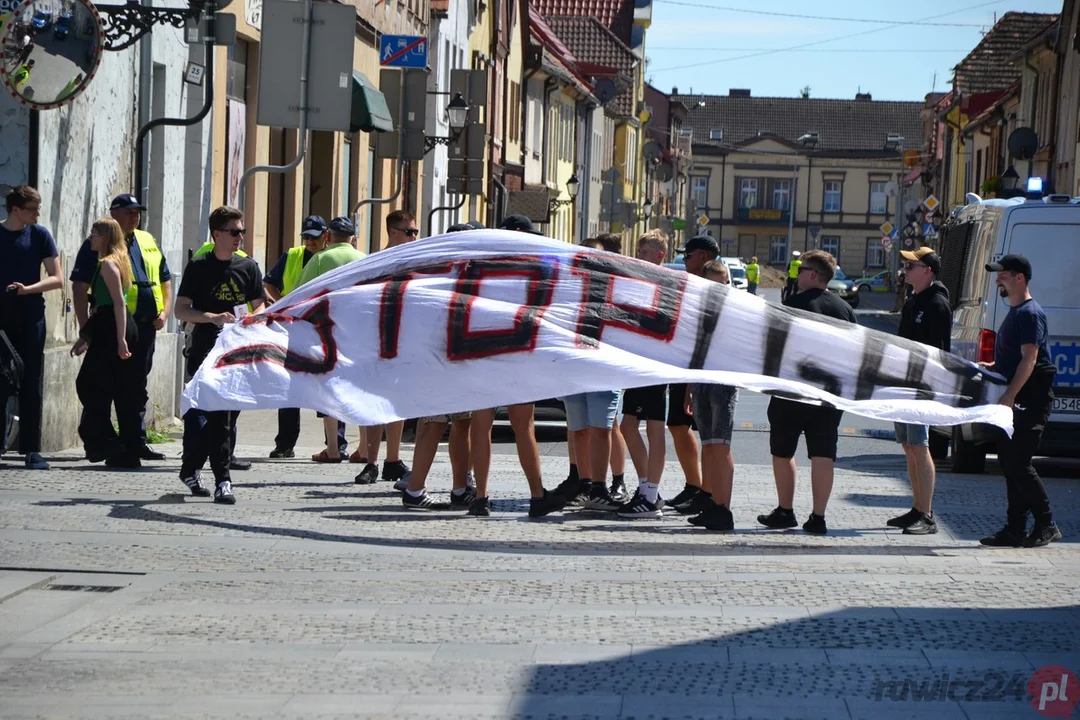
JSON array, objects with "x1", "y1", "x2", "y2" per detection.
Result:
[
  {"x1": 771, "y1": 179, "x2": 791, "y2": 210},
  {"x1": 739, "y1": 178, "x2": 758, "y2": 209},
  {"x1": 769, "y1": 235, "x2": 788, "y2": 264},
  {"x1": 870, "y1": 181, "x2": 888, "y2": 214},
  {"x1": 691, "y1": 176, "x2": 708, "y2": 208},
  {"x1": 820, "y1": 235, "x2": 840, "y2": 258},
  {"x1": 341, "y1": 137, "x2": 352, "y2": 217},
  {"x1": 531, "y1": 94, "x2": 542, "y2": 155},
  {"x1": 866, "y1": 237, "x2": 886, "y2": 268},
  {"x1": 823, "y1": 181, "x2": 842, "y2": 212},
  {"x1": 226, "y1": 38, "x2": 248, "y2": 101},
  {"x1": 709, "y1": 128, "x2": 723, "y2": 141}
]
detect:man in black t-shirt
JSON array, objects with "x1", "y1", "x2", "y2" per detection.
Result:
[
  {"x1": 757, "y1": 249, "x2": 857, "y2": 535},
  {"x1": 979, "y1": 255, "x2": 1060, "y2": 548},
  {"x1": 174, "y1": 206, "x2": 265, "y2": 504}
]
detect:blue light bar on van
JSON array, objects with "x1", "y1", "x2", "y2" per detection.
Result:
[{"x1": 1027, "y1": 177, "x2": 1044, "y2": 194}]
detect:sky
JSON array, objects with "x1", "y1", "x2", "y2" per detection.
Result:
[{"x1": 645, "y1": 0, "x2": 1065, "y2": 101}]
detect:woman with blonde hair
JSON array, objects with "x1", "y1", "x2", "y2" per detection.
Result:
[{"x1": 71, "y1": 217, "x2": 140, "y2": 465}]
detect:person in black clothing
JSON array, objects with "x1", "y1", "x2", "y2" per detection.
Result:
[
  {"x1": 979, "y1": 255, "x2": 1061, "y2": 548},
  {"x1": 757, "y1": 249, "x2": 857, "y2": 535},
  {"x1": 0, "y1": 185, "x2": 63, "y2": 470},
  {"x1": 174, "y1": 206, "x2": 265, "y2": 504},
  {"x1": 888, "y1": 247, "x2": 953, "y2": 536}
]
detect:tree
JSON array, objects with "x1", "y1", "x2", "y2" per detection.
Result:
[{"x1": 799, "y1": 86, "x2": 811, "y2": 99}]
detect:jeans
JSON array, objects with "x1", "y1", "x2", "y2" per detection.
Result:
[
  {"x1": 562, "y1": 390, "x2": 621, "y2": 431},
  {"x1": 996, "y1": 375, "x2": 1055, "y2": 529},
  {"x1": 0, "y1": 312, "x2": 45, "y2": 454},
  {"x1": 747, "y1": 282, "x2": 757, "y2": 295}
]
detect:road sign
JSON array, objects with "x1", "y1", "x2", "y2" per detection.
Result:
[
  {"x1": 890, "y1": 228, "x2": 900, "y2": 240},
  {"x1": 673, "y1": 218, "x2": 687, "y2": 230},
  {"x1": 924, "y1": 224, "x2": 938, "y2": 240},
  {"x1": 923, "y1": 194, "x2": 939, "y2": 211},
  {"x1": 380, "y1": 35, "x2": 428, "y2": 68},
  {"x1": 880, "y1": 236, "x2": 892, "y2": 249},
  {"x1": 879, "y1": 222, "x2": 893, "y2": 236},
  {"x1": 808, "y1": 225, "x2": 821, "y2": 240},
  {"x1": 697, "y1": 214, "x2": 710, "y2": 226}
]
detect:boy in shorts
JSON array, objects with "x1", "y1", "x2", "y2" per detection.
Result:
[{"x1": 401, "y1": 412, "x2": 476, "y2": 512}]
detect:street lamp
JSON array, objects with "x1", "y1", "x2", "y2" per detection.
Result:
[
  {"x1": 643, "y1": 198, "x2": 653, "y2": 221},
  {"x1": 549, "y1": 173, "x2": 579, "y2": 212},
  {"x1": 424, "y1": 93, "x2": 471, "y2": 153},
  {"x1": 1000, "y1": 166, "x2": 1020, "y2": 196}
]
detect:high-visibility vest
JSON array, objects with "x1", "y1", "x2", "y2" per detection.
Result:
[
  {"x1": 193, "y1": 241, "x2": 248, "y2": 259},
  {"x1": 123, "y1": 229, "x2": 165, "y2": 315},
  {"x1": 787, "y1": 259, "x2": 802, "y2": 279},
  {"x1": 746, "y1": 263, "x2": 760, "y2": 283},
  {"x1": 281, "y1": 246, "x2": 307, "y2": 296}
]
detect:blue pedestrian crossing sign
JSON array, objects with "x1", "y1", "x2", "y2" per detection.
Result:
[{"x1": 380, "y1": 35, "x2": 428, "y2": 68}]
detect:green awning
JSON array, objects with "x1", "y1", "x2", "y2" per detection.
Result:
[{"x1": 350, "y1": 71, "x2": 393, "y2": 133}]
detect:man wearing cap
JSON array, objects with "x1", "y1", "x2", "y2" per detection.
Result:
[
  {"x1": 979, "y1": 255, "x2": 1061, "y2": 548},
  {"x1": 263, "y1": 216, "x2": 347, "y2": 460},
  {"x1": 783, "y1": 250, "x2": 802, "y2": 302},
  {"x1": 70, "y1": 193, "x2": 173, "y2": 466},
  {"x1": 889, "y1": 247, "x2": 952, "y2": 535}
]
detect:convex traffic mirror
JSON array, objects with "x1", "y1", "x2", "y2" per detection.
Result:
[{"x1": 0, "y1": 0, "x2": 103, "y2": 109}]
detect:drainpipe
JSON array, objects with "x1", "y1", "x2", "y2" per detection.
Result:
[
  {"x1": 803, "y1": 154, "x2": 812, "y2": 250},
  {"x1": 137, "y1": 0, "x2": 152, "y2": 204},
  {"x1": 541, "y1": 76, "x2": 558, "y2": 185}
]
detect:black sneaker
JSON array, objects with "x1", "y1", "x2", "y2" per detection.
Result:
[
  {"x1": 583, "y1": 483, "x2": 623, "y2": 512},
  {"x1": 450, "y1": 487, "x2": 477, "y2": 508},
  {"x1": 269, "y1": 447, "x2": 295, "y2": 459},
  {"x1": 382, "y1": 460, "x2": 409, "y2": 482},
  {"x1": 757, "y1": 507, "x2": 798, "y2": 529},
  {"x1": 402, "y1": 491, "x2": 450, "y2": 511},
  {"x1": 1024, "y1": 523, "x2": 1062, "y2": 548},
  {"x1": 679, "y1": 491, "x2": 715, "y2": 517},
  {"x1": 180, "y1": 471, "x2": 211, "y2": 498},
  {"x1": 468, "y1": 496, "x2": 491, "y2": 517},
  {"x1": 979, "y1": 526, "x2": 1026, "y2": 547},
  {"x1": 214, "y1": 481, "x2": 236, "y2": 505},
  {"x1": 528, "y1": 490, "x2": 567, "y2": 518},
  {"x1": 688, "y1": 496, "x2": 718, "y2": 526},
  {"x1": 138, "y1": 446, "x2": 166, "y2": 461},
  {"x1": 229, "y1": 458, "x2": 252, "y2": 471},
  {"x1": 24, "y1": 452, "x2": 50, "y2": 470},
  {"x1": 617, "y1": 492, "x2": 662, "y2": 519},
  {"x1": 887, "y1": 507, "x2": 921, "y2": 528},
  {"x1": 354, "y1": 463, "x2": 379, "y2": 485},
  {"x1": 803, "y1": 513, "x2": 827, "y2": 534},
  {"x1": 552, "y1": 478, "x2": 583, "y2": 503},
  {"x1": 105, "y1": 454, "x2": 141, "y2": 469},
  {"x1": 609, "y1": 480, "x2": 630, "y2": 504},
  {"x1": 903, "y1": 513, "x2": 937, "y2": 535},
  {"x1": 700, "y1": 504, "x2": 735, "y2": 532},
  {"x1": 669, "y1": 485, "x2": 701, "y2": 510}
]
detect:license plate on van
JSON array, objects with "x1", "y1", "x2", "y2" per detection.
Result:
[{"x1": 1052, "y1": 397, "x2": 1080, "y2": 414}]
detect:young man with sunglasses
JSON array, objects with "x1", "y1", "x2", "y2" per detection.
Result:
[
  {"x1": 890, "y1": 247, "x2": 952, "y2": 535},
  {"x1": 175, "y1": 206, "x2": 265, "y2": 504}
]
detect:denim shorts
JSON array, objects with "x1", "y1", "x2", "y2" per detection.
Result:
[
  {"x1": 895, "y1": 422, "x2": 929, "y2": 447},
  {"x1": 562, "y1": 390, "x2": 621, "y2": 432},
  {"x1": 692, "y1": 383, "x2": 739, "y2": 445}
]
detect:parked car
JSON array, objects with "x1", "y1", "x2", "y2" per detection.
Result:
[
  {"x1": 828, "y1": 268, "x2": 859, "y2": 308},
  {"x1": 721, "y1": 257, "x2": 749, "y2": 290},
  {"x1": 852, "y1": 269, "x2": 891, "y2": 292},
  {"x1": 30, "y1": 9, "x2": 52, "y2": 30},
  {"x1": 53, "y1": 12, "x2": 71, "y2": 39},
  {"x1": 929, "y1": 192, "x2": 1080, "y2": 471}
]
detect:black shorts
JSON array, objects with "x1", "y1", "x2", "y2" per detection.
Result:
[
  {"x1": 666, "y1": 384, "x2": 696, "y2": 429},
  {"x1": 622, "y1": 384, "x2": 667, "y2": 422},
  {"x1": 767, "y1": 397, "x2": 843, "y2": 461}
]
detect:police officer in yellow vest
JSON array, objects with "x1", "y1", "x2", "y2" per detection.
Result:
[
  {"x1": 70, "y1": 194, "x2": 173, "y2": 466},
  {"x1": 261, "y1": 216, "x2": 346, "y2": 459},
  {"x1": 783, "y1": 250, "x2": 802, "y2": 302}
]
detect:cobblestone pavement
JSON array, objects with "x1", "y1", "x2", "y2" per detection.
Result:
[{"x1": 1, "y1": 410, "x2": 1078, "y2": 719}]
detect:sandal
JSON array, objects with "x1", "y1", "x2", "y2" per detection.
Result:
[
  {"x1": 348, "y1": 449, "x2": 368, "y2": 464},
  {"x1": 311, "y1": 449, "x2": 343, "y2": 463}
]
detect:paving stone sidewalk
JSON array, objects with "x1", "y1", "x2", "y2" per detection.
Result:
[{"x1": 0, "y1": 410, "x2": 1078, "y2": 719}]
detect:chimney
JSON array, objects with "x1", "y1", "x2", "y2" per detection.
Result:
[
  {"x1": 856, "y1": 92, "x2": 872, "y2": 101},
  {"x1": 672, "y1": 86, "x2": 678, "y2": 95},
  {"x1": 729, "y1": 88, "x2": 751, "y2": 97}
]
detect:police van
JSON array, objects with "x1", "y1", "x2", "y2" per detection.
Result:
[{"x1": 931, "y1": 186, "x2": 1080, "y2": 472}]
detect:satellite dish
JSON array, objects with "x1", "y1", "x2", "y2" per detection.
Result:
[
  {"x1": 593, "y1": 77, "x2": 616, "y2": 105},
  {"x1": 1008, "y1": 127, "x2": 1038, "y2": 161},
  {"x1": 655, "y1": 161, "x2": 673, "y2": 182},
  {"x1": 642, "y1": 141, "x2": 662, "y2": 163},
  {"x1": 0, "y1": 0, "x2": 104, "y2": 110}
]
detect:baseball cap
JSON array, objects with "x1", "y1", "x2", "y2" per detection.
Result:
[
  {"x1": 900, "y1": 247, "x2": 942, "y2": 275},
  {"x1": 677, "y1": 235, "x2": 720, "y2": 254},
  {"x1": 446, "y1": 223, "x2": 473, "y2": 233},
  {"x1": 301, "y1": 215, "x2": 327, "y2": 237},
  {"x1": 467, "y1": 220, "x2": 486, "y2": 230},
  {"x1": 110, "y1": 193, "x2": 146, "y2": 211},
  {"x1": 499, "y1": 214, "x2": 544, "y2": 235},
  {"x1": 328, "y1": 216, "x2": 355, "y2": 235},
  {"x1": 986, "y1": 254, "x2": 1032, "y2": 279}
]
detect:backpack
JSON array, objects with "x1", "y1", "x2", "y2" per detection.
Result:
[{"x1": 0, "y1": 329, "x2": 24, "y2": 397}]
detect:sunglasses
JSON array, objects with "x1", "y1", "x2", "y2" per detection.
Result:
[
  {"x1": 221, "y1": 228, "x2": 246, "y2": 237},
  {"x1": 902, "y1": 262, "x2": 927, "y2": 270},
  {"x1": 394, "y1": 227, "x2": 420, "y2": 236}
]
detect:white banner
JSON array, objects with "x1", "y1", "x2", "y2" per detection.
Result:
[{"x1": 183, "y1": 231, "x2": 1013, "y2": 434}]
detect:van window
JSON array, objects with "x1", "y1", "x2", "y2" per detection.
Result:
[
  {"x1": 959, "y1": 208, "x2": 1002, "y2": 306},
  {"x1": 1007, "y1": 223, "x2": 1080, "y2": 310},
  {"x1": 938, "y1": 221, "x2": 973, "y2": 309}
]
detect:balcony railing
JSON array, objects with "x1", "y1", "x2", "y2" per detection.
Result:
[{"x1": 737, "y1": 207, "x2": 790, "y2": 225}]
